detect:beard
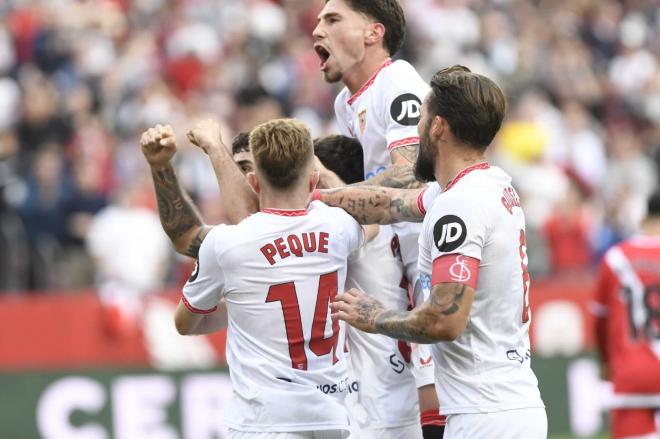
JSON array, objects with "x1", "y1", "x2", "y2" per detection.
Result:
[
  {"x1": 322, "y1": 69, "x2": 343, "y2": 83},
  {"x1": 414, "y1": 130, "x2": 437, "y2": 182}
]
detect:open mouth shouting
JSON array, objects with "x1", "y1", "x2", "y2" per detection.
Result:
[{"x1": 314, "y1": 44, "x2": 332, "y2": 71}]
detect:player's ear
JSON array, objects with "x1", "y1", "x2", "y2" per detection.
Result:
[
  {"x1": 247, "y1": 172, "x2": 260, "y2": 194},
  {"x1": 365, "y1": 22, "x2": 385, "y2": 47},
  {"x1": 431, "y1": 116, "x2": 445, "y2": 139},
  {"x1": 309, "y1": 170, "x2": 320, "y2": 192}
]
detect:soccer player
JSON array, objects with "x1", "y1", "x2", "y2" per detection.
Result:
[
  {"x1": 141, "y1": 119, "x2": 373, "y2": 438},
  {"x1": 592, "y1": 190, "x2": 660, "y2": 439},
  {"x1": 315, "y1": 134, "x2": 423, "y2": 438},
  {"x1": 325, "y1": 65, "x2": 547, "y2": 438},
  {"x1": 313, "y1": 1, "x2": 441, "y2": 431}
]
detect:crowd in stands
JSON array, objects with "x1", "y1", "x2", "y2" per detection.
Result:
[{"x1": 0, "y1": 0, "x2": 658, "y2": 294}]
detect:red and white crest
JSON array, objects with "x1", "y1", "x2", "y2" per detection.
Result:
[{"x1": 358, "y1": 109, "x2": 367, "y2": 134}]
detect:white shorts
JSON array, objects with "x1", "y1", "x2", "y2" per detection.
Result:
[
  {"x1": 349, "y1": 422, "x2": 423, "y2": 439},
  {"x1": 227, "y1": 430, "x2": 348, "y2": 439},
  {"x1": 445, "y1": 407, "x2": 547, "y2": 439}
]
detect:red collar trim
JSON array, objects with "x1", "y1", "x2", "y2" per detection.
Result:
[
  {"x1": 445, "y1": 163, "x2": 490, "y2": 191},
  {"x1": 347, "y1": 58, "x2": 393, "y2": 106},
  {"x1": 260, "y1": 208, "x2": 308, "y2": 217}
]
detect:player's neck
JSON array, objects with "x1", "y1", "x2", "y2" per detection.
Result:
[
  {"x1": 343, "y1": 50, "x2": 391, "y2": 95},
  {"x1": 436, "y1": 147, "x2": 488, "y2": 191},
  {"x1": 259, "y1": 189, "x2": 310, "y2": 212}
]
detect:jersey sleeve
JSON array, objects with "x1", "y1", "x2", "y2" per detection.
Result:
[
  {"x1": 381, "y1": 68, "x2": 429, "y2": 154},
  {"x1": 424, "y1": 195, "x2": 487, "y2": 289},
  {"x1": 591, "y1": 255, "x2": 615, "y2": 366},
  {"x1": 417, "y1": 182, "x2": 442, "y2": 215},
  {"x1": 182, "y1": 226, "x2": 228, "y2": 314}
]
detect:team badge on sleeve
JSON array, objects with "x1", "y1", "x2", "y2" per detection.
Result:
[
  {"x1": 433, "y1": 215, "x2": 467, "y2": 252},
  {"x1": 390, "y1": 93, "x2": 422, "y2": 126}
]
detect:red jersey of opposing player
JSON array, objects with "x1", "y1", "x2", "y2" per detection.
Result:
[
  {"x1": 593, "y1": 236, "x2": 660, "y2": 394},
  {"x1": 592, "y1": 235, "x2": 660, "y2": 439}
]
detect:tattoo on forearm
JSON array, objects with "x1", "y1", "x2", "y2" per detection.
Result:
[
  {"x1": 431, "y1": 284, "x2": 467, "y2": 316},
  {"x1": 373, "y1": 284, "x2": 467, "y2": 343},
  {"x1": 375, "y1": 310, "x2": 438, "y2": 344},
  {"x1": 323, "y1": 186, "x2": 423, "y2": 224},
  {"x1": 353, "y1": 164, "x2": 423, "y2": 189},
  {"x1": 152, "y1": 166, "x2": 202, "y2": 240}
]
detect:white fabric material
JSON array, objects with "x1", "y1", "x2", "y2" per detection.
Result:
[
  {"x1": 344, "y1": 230, "x2": 420, "y2": 428},
  {"x1": 351, "y1": 422, "x2": 423, "y2": 439},
  {"x1": 334, "y1": 59, "x2": 428, "y2": 279},
  {"x1": 228, "y1": 429, "x2": 348, "y2": 439},
  {"x1": 445, "y1": 407, "x2": 547, "y2": 439},
  {"x1": 418, "y1": 166, "x2": 545, "y2": 414},
  {"x1": 184, "y1": 202, "x2": 363, "y2": 432}
]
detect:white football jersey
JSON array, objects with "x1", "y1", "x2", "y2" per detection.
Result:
[
  {"x1": 334, "y1": 59, "x2": 430, "y2": 285},
  {"x1": 183, "y1": 201, "x2": 364, "y2": 432},
  {"x1": 417, "y1": 164, "x2": 545, "y2": 414},
  {"x1": 345, "y1": 231, "x2": 420, "y2": 430}
]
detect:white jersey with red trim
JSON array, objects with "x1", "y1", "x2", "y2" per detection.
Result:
[
  {"x1": 334, "y1": 59, "x2": 429, "y2": 287},
  {"x1": 344, "y1": 231, "x2": 420, "y2": 430},
  {"x1": 182, "y1": 201, "x2": 364, "y2": 432},
  {"x1": 417, "y1": 164, "x2": 545, "y2": 414}
]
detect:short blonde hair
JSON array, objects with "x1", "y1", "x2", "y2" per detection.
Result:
[{"x1": 249, "y1": 119, "x2": 314, "y2": 189}]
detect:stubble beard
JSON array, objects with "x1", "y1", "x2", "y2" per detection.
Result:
[
  {"x1": 414, "y1": 131, "x2": 437, "y2": 183},
  {"x1": 323, "y1": 69, "x2": 343, "y2": 83}
]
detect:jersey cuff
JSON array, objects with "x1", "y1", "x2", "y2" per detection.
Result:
[
  {"x1": 431, "y1": 254, "x2": 480, "y2": 289},
  {"x1": 388, "y1": 136, "x2": 419, "y2": 152},
  {"x1": 417, "y1": 188, "x2": 428, "y2": 215},
  {"x1": 182, "y1": 295, "x2": 218, "y2": 315}
]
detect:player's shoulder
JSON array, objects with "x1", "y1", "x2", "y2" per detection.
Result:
[
  {"x1": 309, "y1": 200, "x2": 353, "y2": 221},
  {"x1": 380, "y1": 59, "x2": 424, "y2": 83}
]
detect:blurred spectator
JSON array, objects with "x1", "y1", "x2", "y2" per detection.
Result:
[
  {"x1": 542, "y1": 176, "x2": 595, "y2": 273},
  {"x1": 86, "y1": 178, "x2": 170, "y2": 336}
]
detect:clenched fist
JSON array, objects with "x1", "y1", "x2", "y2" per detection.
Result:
[
  {"x1": 140, "y1": 124, "x2": 177, "y2": 167},
  {"x1": 187, "y1": 119, "x2": 224, "y2": 155}
]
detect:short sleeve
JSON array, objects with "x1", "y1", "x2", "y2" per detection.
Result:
[
  {"x1": 417, "y1": 182, "x2": 442, "y2": 215},
  {"x1": 182, "y1": 226, "x2": 228, "y2": 314},
  {"x1": 382, "y1": 71, "x2": 429, "y2": 153},
  {"x1": 425, "y1": 194, "x2": 486, "y2": 288}
]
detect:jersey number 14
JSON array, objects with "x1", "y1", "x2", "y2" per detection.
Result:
[{"x1": 266, "y1": 272, "x2": 340, "y2": 370}]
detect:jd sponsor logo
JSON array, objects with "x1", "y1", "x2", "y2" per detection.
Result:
[
  {"x1": 433, "y1": 215, "x2": 467, "y2": 252},
  {"x1": 390, "y1": 93, "x2": 422, "y2": 126}
]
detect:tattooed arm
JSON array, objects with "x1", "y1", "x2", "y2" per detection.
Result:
[
  {"x1": 352, "y1": 144, "x2": 424, "y2": 189},
  {"x1": 318, "y1": 185, "x2": 426, "y2": 225},
  {"x1": 141, "y1": 124, "x2": 211, "y2": 258},
  {"x1": 331, "y1": 282, "x2": 475, "y2": 343}
]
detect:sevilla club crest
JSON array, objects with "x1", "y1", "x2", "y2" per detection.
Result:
[{"x1": 358, "y1": 109, "x2": 367, "y2": 134}]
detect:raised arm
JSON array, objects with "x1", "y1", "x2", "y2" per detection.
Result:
[
  {"x1": 316, "y1": 185, "x2": 426, "y2": 225},
  {"x1": 354, "y1": 144, "x2": 424, "y2": 189},
  {"x1": 140, "y1": 124, "x2": 211, "y2": 258},
  {"x1": 187, "y1": 120, "x2": 259, "y2": 224},
  {"x1": 331, "y1": 282, "x2": 475, "y2": 344}
]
